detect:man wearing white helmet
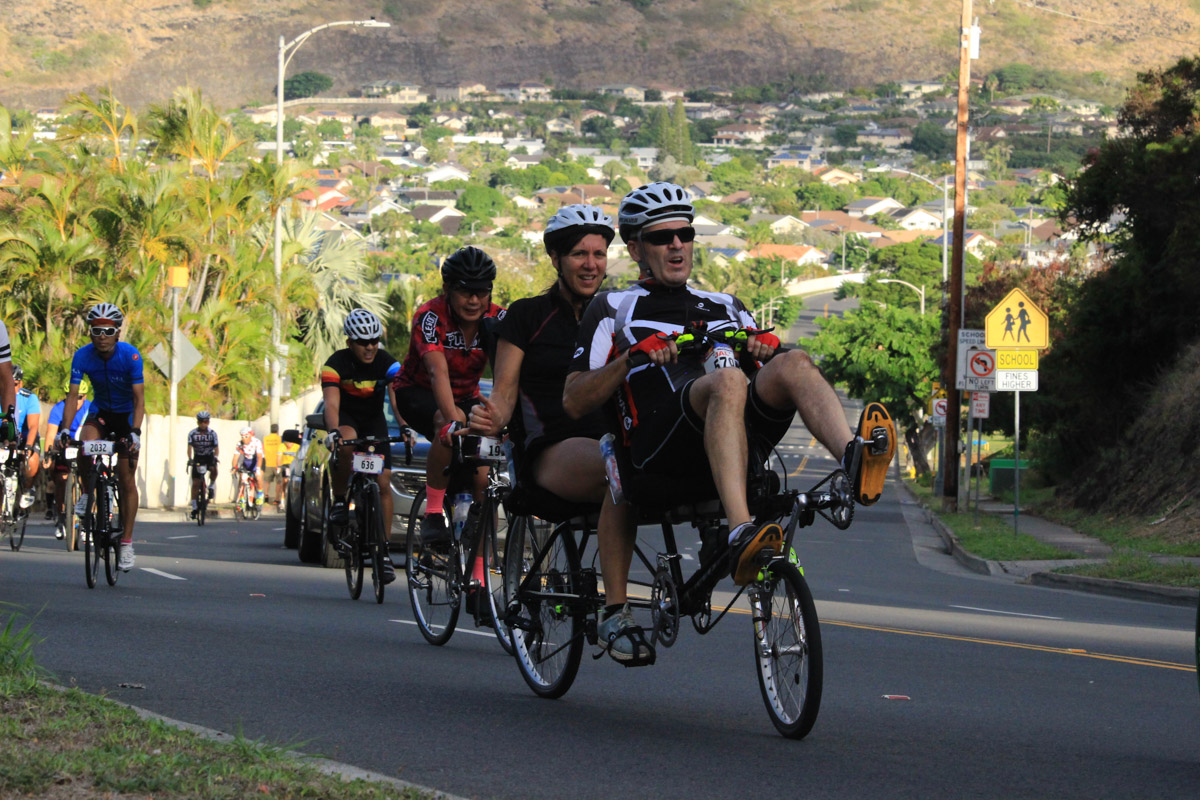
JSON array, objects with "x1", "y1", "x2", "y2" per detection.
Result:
[
  {"x1": 565, "y1": 182, "x2": 895, "y2": 598},
  {"x1": 61, "y1": 303, "x2": 146, "y2": 572},
  {"x1": 231, "y1": 426, "x2": 266, "y2": 506},
  {"x1": 321, "y1": 308, "x2": 413, "y2": 585},
  {"x1": 186, "y1": 411, "x2": 219, "y2": 518}
]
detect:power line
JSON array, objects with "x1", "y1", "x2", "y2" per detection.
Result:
[{"x1": 1006, "y1": 0, "x2": 1197, "y2": 47}]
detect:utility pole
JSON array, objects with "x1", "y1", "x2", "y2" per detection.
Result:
[{"x1": 944, "y1": 0, "x2": 977, "y2": 511}]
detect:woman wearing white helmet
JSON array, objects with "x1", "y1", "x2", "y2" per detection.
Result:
[
  {"x1": 60, "y1": 302, "x2": 145, "y2": 572},
  {"x1": 466, "y1": 204, "x2": 640, "y2": 662},
  {"x1": 320, "y1": 308, "x2": 414, "y2": 585}
]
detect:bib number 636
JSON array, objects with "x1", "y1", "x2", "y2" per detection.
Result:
[{"x1": 353, "y1": 453, "x2": 385, "y2": 474}]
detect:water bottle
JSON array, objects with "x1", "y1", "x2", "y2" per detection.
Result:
[
  {"x1": 4, "y1": 474, "x2": 15, "y2": 508},
  {"x1": 599, "y1": 433, "x2": 625, "y2": 505},
  {"x1": 452, "y1": 492, "x2": 473, "y2": 539},
  {"x1": 704, "y1": 342, "x2": 739, "y2": 374}
]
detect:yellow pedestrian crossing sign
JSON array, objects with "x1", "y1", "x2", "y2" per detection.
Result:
[{"x1": 985, "y1": 289, "x2": 1048, "y2": 349}]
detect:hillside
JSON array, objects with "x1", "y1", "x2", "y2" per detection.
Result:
[{"x1": 0, "y1": 0, "x2": 1196, "y2": 110}]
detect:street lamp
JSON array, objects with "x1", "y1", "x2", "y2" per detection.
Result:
[
  {"x1": 876, "y1": 278, "x2": 926, "y2": 315},
  {"x1": 887, "y1": 167, "x2": 951, "y2": 285},
  {"x1": 270, "y1": 18, "x2": 391, "y2": 426}
]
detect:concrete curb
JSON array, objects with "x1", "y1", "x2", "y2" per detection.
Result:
[
  {"x1": 904, "y1": 485, "x2": 1199, "y2": 606},
  {"x1": 1027, "y1": 571, "x2": 1199, "y2": 607}
]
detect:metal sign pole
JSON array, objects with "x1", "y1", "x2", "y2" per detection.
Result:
[{"x1": 1013, "y1": 389, "x2": 1020, "y2": 535}]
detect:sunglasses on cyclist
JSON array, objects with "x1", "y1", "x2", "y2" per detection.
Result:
[
  {"x1": 639, "y1": 226, "x2": 696, "y2": 247},
  {"x1": 453, "y1": 287, "x2": 492, "y2": 299},
  {"x1": 350, "y1": 338, "x2": 380, "y2": 346},
  {"x1": 90, "y1": 326, "x2": 118, "y2": 337}
]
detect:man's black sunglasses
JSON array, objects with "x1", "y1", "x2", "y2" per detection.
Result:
[
  {"x1": 639, "y1": 226, "x2": 696, "y2": 246},
  {"x1": 351, "y1": 338, "x2": 381, "y2": 346}
]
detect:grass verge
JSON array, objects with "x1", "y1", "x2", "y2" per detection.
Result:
[{"x1": 0, "y1": 606, "x2": 429, "y2": 799}]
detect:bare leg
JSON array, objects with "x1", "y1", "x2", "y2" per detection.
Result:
[
  {"x1": 118, "y1": 456, "x2": 138, "y2": 544},
  {"x1": 687, "y1": 368, "x2": 752, "y2": 528},
  {"x1": 753, "y1": 350, "x2": 853, "y2": 459}
]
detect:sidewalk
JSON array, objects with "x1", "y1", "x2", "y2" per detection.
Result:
[
  {"x1": 24, "y1": 503, "x2": 285, "y2": 526},
  {"x1": 910, "y1": 487, "x2": 1200, "y2": 607}
]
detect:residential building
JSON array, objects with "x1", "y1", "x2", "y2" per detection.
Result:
[
  {"x1": 599, "y1": 85, "x2": 646, "y2": 102},
  {"x1": 846, "y1": 196, "x2": 905, "y2": 218},
  {"x1": 435, "y1": 83, "x2": 490, "y2": 102},
  {"x1": 713, "y1": 124, "x2": 768, "y2": 146}
]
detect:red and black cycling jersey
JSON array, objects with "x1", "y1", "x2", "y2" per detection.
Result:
[
  {"x1": 394, "y1": 295, "x2": 505, "y2": 401},
  {"x1": 569, "y1": 279, "x2": 756, "y2": 441},
  {"x1": 321, "y1": 347, "x2": 401, "y2": 423},
  {"x1": 495, "y1": 289, "x2": 607, "y2": 456}
]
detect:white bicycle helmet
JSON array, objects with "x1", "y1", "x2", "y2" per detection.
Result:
[
  {"x1": 544, "y1": 204, "x2": 616, "y2": 255},
  {"x1": 239, "y1": 426, "x2": 253, "y2": 436},
  {"x1": 86, "y1": 302, "x2": 124, "y2": 326},
  {"x1": 617, "y1": 182, "x2": 693, "y2": 239},
  {"x1": 343, "y1": 308, "x2": 384, "y2": 340}
]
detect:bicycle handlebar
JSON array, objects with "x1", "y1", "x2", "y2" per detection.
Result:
[
  {"x1": 627, "y1": 322, "x2": 779, "y2": 367},
  {"x1": 337, "y1": 433, "x2": 413, "y2": 468}
]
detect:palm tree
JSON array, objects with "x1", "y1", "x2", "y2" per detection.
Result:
[{"x1": 58, "y1": 89, "x2": 138, "y2": 174}]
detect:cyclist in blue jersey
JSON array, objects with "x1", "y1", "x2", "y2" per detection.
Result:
[
  {"x1": 11, "y1": 366, "x2": 43, "y2": 515},
  {"x1": 45, "y1": 380, "x2": 92, "y2": 537},
  {"x1": 60, "y1": 303, "x2": 146, "y2": 572}
]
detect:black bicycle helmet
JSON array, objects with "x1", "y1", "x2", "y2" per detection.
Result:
[{"x1": 441, "y1": 246, "x2": 496, "y2": 291}]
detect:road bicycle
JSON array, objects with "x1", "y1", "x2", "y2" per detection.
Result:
[
  {"x1": 501, "y1": 321, "x2": 888, "y2": 738},
  {"x1": 406, "y1": 425, "x2": 512, "y2": 653},
  {"x1": 331, "y1": 432, "x2": 410, "y2": 604},
  {"x1": 233, "y1": 467, "x2": 261, "y2": 521},
  {"x1": 187, "y1": 459, "x2": 212, "y2": 526},
  {"x1": 0, "y1": 439, "x2": 29, "y2": 552},
  {"x1": 73, "y1": 437, "x2": 128, "y2": 588}
]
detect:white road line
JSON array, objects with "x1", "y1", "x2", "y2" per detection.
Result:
[
  {"x1": 167, "y1": 535, "x2": 198, "y2": 540},
  {"x1": 272, "y1": 527, "x2": 286, "y2": 531},
  {"x1": 141, "y1": 568, "x2": 187, "y2": 581},
  {"x1": 950, "y1": 605, "x2": 1063, "y2": 620},
  {"x1": 389, "y1": 619, "x2": 494, "y2": 638}
]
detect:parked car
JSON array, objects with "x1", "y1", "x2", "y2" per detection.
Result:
[{"x1": 282, "y1": 401, "x2": 432, "y2": 566}]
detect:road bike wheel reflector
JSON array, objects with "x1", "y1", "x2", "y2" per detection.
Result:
[
  {"x1": 85, "y1": 440, "x2": 115, "y2": 456},
  {"x1": 353, "y1": 453, "x2": 385, "y2": 474}
]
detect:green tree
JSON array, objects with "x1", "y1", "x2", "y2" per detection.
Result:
[
  {"x1": 283, "y1": 71, "x2": 333, "y2": 101},
  {"x1": 833, "y1": 125, "x2": 858, "y2": 148},
  {"x1": 908, "y1": 122, "x2": 953, "y2": 161}
]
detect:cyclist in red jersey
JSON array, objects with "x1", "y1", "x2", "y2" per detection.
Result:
[{"x1": 394, "y1": 246, "x2": 505, "y2": 544}]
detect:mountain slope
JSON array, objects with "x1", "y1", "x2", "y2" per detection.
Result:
[{"x1": 0, "y1": 0, "x2": 1196, "y2": 109}]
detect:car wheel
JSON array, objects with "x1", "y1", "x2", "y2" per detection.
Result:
[
  {"x1": 283, "y1": 482, "x2": 301, "y2": 549},
  {"x1": 297, "y1": 481, "x2": 325, "y2": 564}
]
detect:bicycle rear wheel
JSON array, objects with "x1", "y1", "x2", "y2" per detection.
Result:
[
  {"x1": 481, "y1": 499, "x2": 513, "y2": 654},
  {"x1": 83, "y1": 517, "x2": 99, "y2": 589},
  {"x1": 99, "y1": 485, "x2": 120, "y2": 586},
  {"x1": 506, "y1": 516, "x2": 584, "y2": 699},
  {"x1": 405, "y1": 488, "x2": 460, "y2": 644},
  {"x1": 751, "y1": 560, "x2": 822, "y2": 739},
  {"x1": 9, "y1": 511, "x2": 25, "y2": 551}
]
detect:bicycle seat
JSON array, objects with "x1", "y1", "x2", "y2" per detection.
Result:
[{"x1": 504, "y1": 482, "x2": 600, "y2": 525}]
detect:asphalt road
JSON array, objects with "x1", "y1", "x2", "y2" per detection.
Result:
[{"x1": 0, "y1": 292, "x2": 1196, "y2": 798}]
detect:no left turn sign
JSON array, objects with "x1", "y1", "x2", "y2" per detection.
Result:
[{"x1": 969, "y1": 350, "x2": 995, "y2": 378}]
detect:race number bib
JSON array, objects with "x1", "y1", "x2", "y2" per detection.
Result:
[
  {"x1": 195, "y1": 464, "x2": 208, "y2": 475},
  {"x1": 84, "y1": 440, "x2": 115, "y2": 456},
  {"x1": 353, "y1": 453, "x2": 385, "y2": 474},
  {"x1": 0, "y1": 449, "x2": 8, "y2": 464},
  {"x1": 64, "y1": 446, "x2": 79, "y2": 460},
  {"x1": 479, "y1": 436, "x2": 504, "y2": 460}
]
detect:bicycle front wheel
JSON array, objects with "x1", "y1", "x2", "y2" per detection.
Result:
[
  {"x1": 83, "y1": 518, "x2": 99, "y2": 589},
  {"x1": 751, "y1": 560, "x2": 822, "y2": 739},
  {"x1": 405, "y1": 488, "x2": 460, "y2": 645},
  {"x1": 507, "y1": 516, "x2": 583, "y2": 699},
  {"x1": 366, "y1": 485, "x2": 387, "y2": 605},
  {"x1": 482, "y1": 499, "x2": 513, "y2": 654},
  {"x1": 343, "y1": 513, "x2": 363, "y2": 600},
  {"x1": 65, "y1": 468, "x2": 80, "y2": 551}
]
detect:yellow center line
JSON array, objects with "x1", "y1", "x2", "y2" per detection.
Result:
[
  {"x1": 788, "y1": 437, "x2": 816, "y2": 477},
  {"x1": 707, "y1": 609, "x2": 1193, "y2": 672}
]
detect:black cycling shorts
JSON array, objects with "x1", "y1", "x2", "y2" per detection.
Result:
[
  {"x1": 394, "y1": 386, "x2": 481, "y2": 442},
  {"x1": 631, "y1": 371, "x2": 794, "y2": 479},
  {"x1": 191, "y1": 454, "x2": 216, "y2": 479},
  {"x1": 334, "y1": 410, "x2": 389, "y2": 442}
]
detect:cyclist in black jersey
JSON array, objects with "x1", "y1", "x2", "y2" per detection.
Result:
[
  {"x1": 321, "y1": 308, "x2": 414, "y2": 584},
  {"x1": 186, "y1": 411, "x2": 219, "y2": 518},
  {"x1": 467, "y1": 205, "x2": 641, "y2": 661},
  {"x1": 565, "y1": 182, "x2": 895, "y2": 590}
]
